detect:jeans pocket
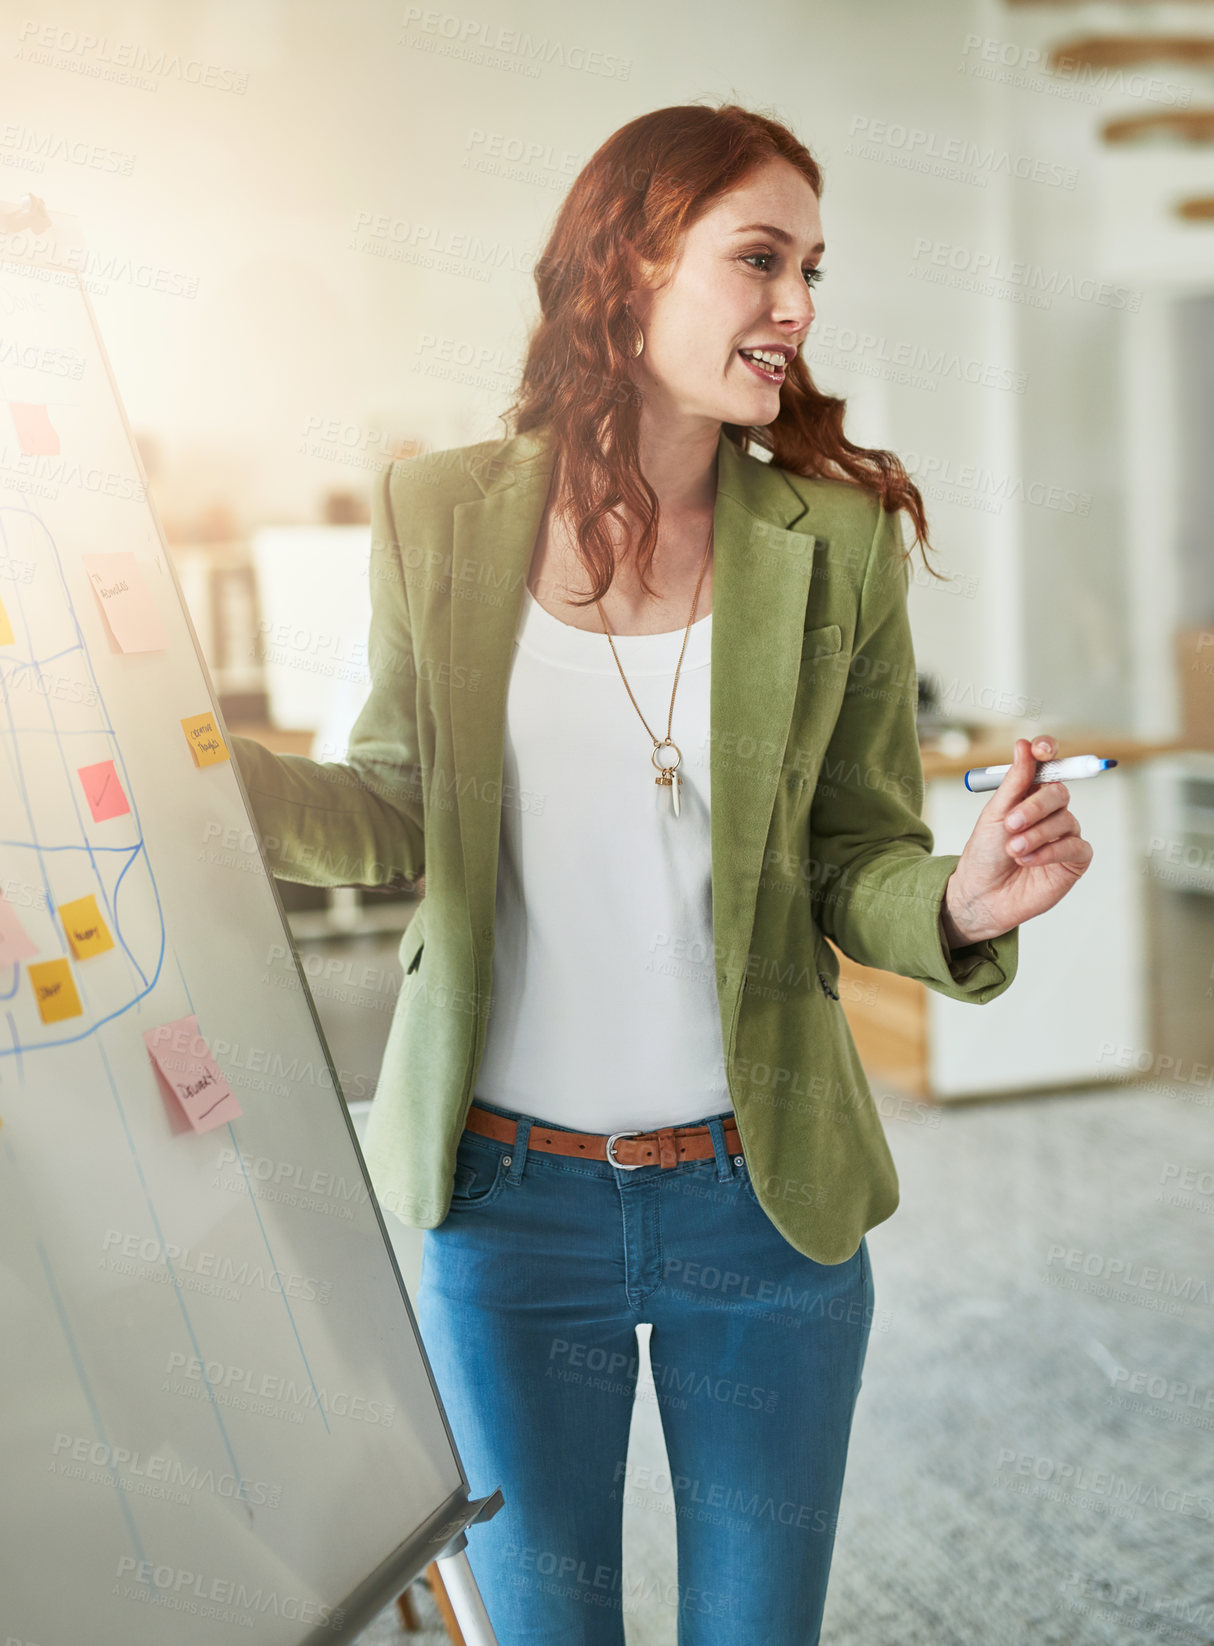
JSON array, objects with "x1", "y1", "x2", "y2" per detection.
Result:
[
  {"x1": 736, "y1": 1155, "x2": 765, "y2": 1210},
  {"x1": 447, "y1": 1137, "x2": 509, "y2": 1209}
]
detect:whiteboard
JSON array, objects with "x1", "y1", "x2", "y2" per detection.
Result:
[{"x1": 0, "y1": 215, "x2": 477, "y2": 1644}]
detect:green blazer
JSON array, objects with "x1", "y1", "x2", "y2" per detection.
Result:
[{"x1": 232, "y1": 423, "x2": 1018, "y2": 1264}]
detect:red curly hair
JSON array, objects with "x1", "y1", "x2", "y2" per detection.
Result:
[{"x1": 500, "y1": 100, "x2": 943, "y2": 605}]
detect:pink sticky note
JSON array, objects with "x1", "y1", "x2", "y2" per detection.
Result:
[
  {"x1": 145, "y1": 1013, "x2": 243, "y2": 1133},
  {"x1": 77, "y1": 759, "x2": 130, "y2": 823},
  {"x1": 81, "y1": 552, "x2": 168, "y2": 653},
  {"x1": 9, "y1": 402, "x2": 60, "y2": 457},
  {"x1": 0, "y1": 893, "x2": 38, "y2": 964}
]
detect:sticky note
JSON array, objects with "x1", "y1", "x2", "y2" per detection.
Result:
[
  {"x1": 144, "y1": 1014, "x2": 242, "y2": 1133},
  {"x1": 58, "y1": 894, "x2": 114, "y2": 960},
  {"x1": 0, "y1": 894, "x2": 38, "y2": 964},
  {"x1": 82, "y1": 552, "x2": 168, "y2": 653},
  {"x1": 28, "y1": 958, "x2": 83, "y2": 1023},
  {"x1": 9, "y1": 402, "x2": 60, "y2": 457},
  {"x1": 181, "y1": 712, "x2": 229, "y2": 767},
  {"x1": 77, "y1": 759, "x2": 130, "y2": 822},
  {"x1": 0, "y1": 596, "x2": 12, "y2": 646}
]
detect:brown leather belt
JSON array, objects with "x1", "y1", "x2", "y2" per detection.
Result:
[{"x1": 464, "y1": 1102, "x2": 743, "y2": 1171}]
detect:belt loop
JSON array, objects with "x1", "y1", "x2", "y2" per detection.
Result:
[
  {"x1": 505, "y1": 1114, "x2": 530, "y2": 1184},
  {"x1": 707, "y1": 1115, "x2": 732, "y2": 1182}
]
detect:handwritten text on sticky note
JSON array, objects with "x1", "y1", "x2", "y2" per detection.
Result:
[
  {"x1": 28, "y1": 958, "x2": 83, "y2": 1023},
  {"x1": 77, "y1": 759, "x2": 130, "y2": 822},
  {"x1": 82, "y1": 553, "x2": 168, "y2": 653},
  {"x1": 144, "y1": 1014, "x2": 242, "y2": 1133},
  {"x1": 58, "y1": 894, "x2": 114, "y2": 961},
  {"x1": 181, "y1": 712, "x2": 229, "y2": 767}
]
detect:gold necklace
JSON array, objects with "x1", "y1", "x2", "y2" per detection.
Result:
[{"x1": 594, "y1": 515, "x2": 714, "y2": 819}]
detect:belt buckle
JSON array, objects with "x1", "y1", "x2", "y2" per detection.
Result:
[{"x1": 605, "y1": 1130, "x2": 645, "y2": 1169}]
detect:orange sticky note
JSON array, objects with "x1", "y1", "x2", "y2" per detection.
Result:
[
  {"x1": 9, "y1": 402, "x2": 60, "y2": 456},
  {"x1": 82, "y1": 552, "x2": 168, "y2": 653},
  {"x1": 0, "y1": 596, "x2": 13, "y2": 646},
  {"x1": 58, "y1": 894, "x2": 114, "y2": 960},
  {"x1": 0, "y1": 893, "x2": 38, "y2": 964},
  {"x1": 28, "y1": 958, "x2": 83, "y2": 1023},
  {"x1": 144, "y1": 1014, "x2": 243, "y2": 1133},
  {"x1": 181, "y1": 712, "x2": 228, "y2": 767},
  {"x1": 77, "y1": 759, "x2": 130, "y2": 822}
]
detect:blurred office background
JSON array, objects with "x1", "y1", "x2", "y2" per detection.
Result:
[{"x1": 9, "y1": 0, "x2": 1214, "y2": 1640}]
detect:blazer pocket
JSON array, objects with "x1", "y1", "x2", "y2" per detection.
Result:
[
  {"x1": 800, "y1": 623, "x2": 842, "y2": 660},
  {"x1": 814, "y1": 926, "x2": 842, "y2": 1000},
  {"x1": 400, "y1": 907, "x2": 427, "y2": 976}
]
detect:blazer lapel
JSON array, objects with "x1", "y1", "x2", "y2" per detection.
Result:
[{"x1": 448, "y1": 425, "x2": 819, "y2": 1004}]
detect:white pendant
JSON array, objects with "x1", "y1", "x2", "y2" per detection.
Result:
[
  {"x1": 654, "y1": 772, "x2": 681, "y2": 818},
  {"x1": 652, "y1": 741, "x2": 683, "y2": 819}
]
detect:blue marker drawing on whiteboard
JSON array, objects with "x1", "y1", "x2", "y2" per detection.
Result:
[{"x1": 964, "y1": 753, "x2": 1118, "y2": 793}]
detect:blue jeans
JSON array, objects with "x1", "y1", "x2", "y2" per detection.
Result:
[{"x1": 416, "y1": 1098, "x2": 874, "y2": 1645}]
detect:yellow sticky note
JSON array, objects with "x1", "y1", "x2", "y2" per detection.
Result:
[
  {"x1": 0, "y1": 596, "x2": 13, "y2": 646},
  {"x1": 58, "y1": 894, "x2": 114, "y2": 960},
  {"x1": 181, "y1": 712, "x2": 229, "y2": 767},
  {"x1": 28, "y1": 958, "x2": 83, "y2": 1023}
]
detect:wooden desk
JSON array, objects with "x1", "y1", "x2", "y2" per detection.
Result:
[{"x1": 835, "y1": 730, "x2": 1189, "y2": 1102}]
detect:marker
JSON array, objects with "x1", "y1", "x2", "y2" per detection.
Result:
[{"x1": 964, "y1": 754, "x2": 1118, "y2": 793}]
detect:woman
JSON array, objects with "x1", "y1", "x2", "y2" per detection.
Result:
[{"x1": 234, "y1": 102, "x2": 1091, "y2": 1644}]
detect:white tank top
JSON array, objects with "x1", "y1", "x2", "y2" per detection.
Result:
[{"x1": 472, "y1": 586, "x2": 733, "y2": 1132}]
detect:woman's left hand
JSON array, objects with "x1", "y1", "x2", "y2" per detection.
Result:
[{"x1": 941, "y1": 735, "x2": 1094, "y2": 948}]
